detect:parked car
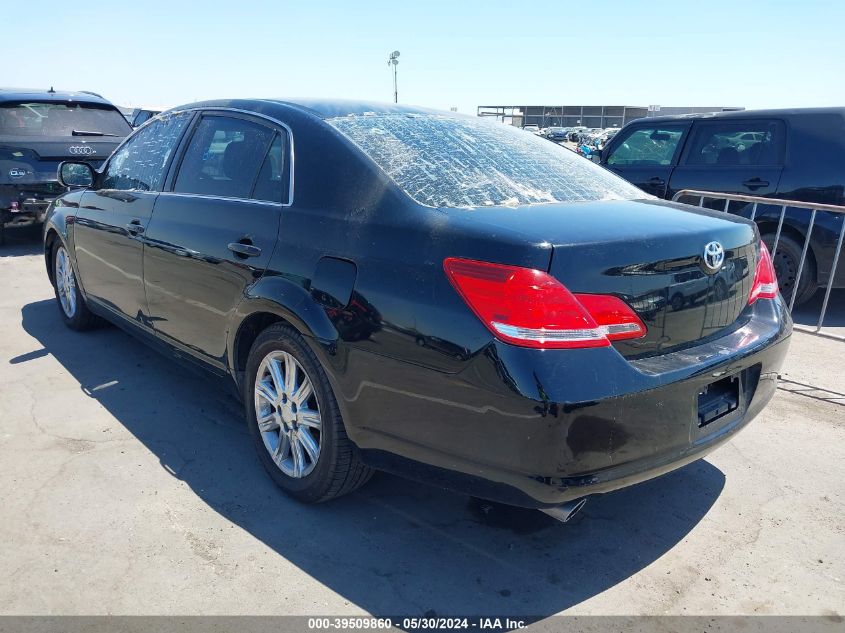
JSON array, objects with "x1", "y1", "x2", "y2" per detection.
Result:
[
  {"x1": 575, "y1": 128, "x2": 600, "y2": 145},
  {"x1": 45, "y1": 100, "x2": 791, "y2": 518},
  {"x1": 122, "y1": 107, "x2": 164, "y2": 128},
  {"x1": 601, "y1": 127, "x2": 620, "y2": 142},
  {"x1": 599, "y1": 108, "x2": 845, "y2": 304},
  {"x1": 546, "y1": 127, "x2": 569, "y2": 142},
  {"x1": 0, "y1": 88, "x2": 131, "y2": 244},
  {"x1": 568, "y1": 127, "x2": 587, "y2": 142},
  {"x1": 522, "y1": 124, "x2": 541, "y2": 135}
]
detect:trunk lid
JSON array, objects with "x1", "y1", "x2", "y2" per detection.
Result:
[{"x1": 457, "y1": 198, "x2": 758, "y2": 357}]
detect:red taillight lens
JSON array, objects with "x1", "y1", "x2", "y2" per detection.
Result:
[
  {"x1": 443, "y1": 257, "x2": 647, "y2": 349},
  {"x1": 748, "y1": 241, "x2": 779, "y2": 305},
  {"x1": 574, "y1": 294, "x2": 649, "y2": 341}
]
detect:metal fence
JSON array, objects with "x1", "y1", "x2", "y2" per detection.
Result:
[{"x1": 671, "y1": 189, "x2": 845, "y2": 341}]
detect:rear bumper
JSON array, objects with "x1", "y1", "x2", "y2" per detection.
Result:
[
  {"x1": 334, "y1": 297, "x2": 792, "y2": 509},
  {"x1": 1, "y1": 184, "x2": 58, "y2": 226},
  {"x1": 1, "y1": 201, "x2": 51, "y2": 227}
]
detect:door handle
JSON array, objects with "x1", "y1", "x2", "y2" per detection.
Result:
[
  {"x1": 125, "y1": 219, "x2": 144, "y2": 235},
  {"x1": 228, "y1": 242, "x2": 262, "y2": 258},
  {"x1": 743, "y1": 178, "x2": 769, "y2": 189},
  {"x1": 647, "y1": 177, "x2": 666, "y2": 185}
]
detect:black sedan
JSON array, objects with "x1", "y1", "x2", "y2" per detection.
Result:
[{"x1": 44, "y1": 100, "x2": 791, "y2": 518}]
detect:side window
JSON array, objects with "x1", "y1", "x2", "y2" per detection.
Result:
[
  {"x1": 101, "y1": 113, "x2": 189, "y2": 191},
  {"x1": 133, "y1": 111, "x2": 153, "y2": 127},
  {"x1": 606, "y1": 125, "x2": 686, "y2": 167},
  {"x1": 252, "y1": 134, "x2": 288, "y2": 203},
  {"x1": 173, "y1": 115, "x2": 276, "y2": 200},
  {"x1": 683, "y1": 120, "x2": 785, "y2": 166}
]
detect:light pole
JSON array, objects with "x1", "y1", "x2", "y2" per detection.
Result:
[{"x1": 388, "y1": 50, "x2": 400, "y2": 103}]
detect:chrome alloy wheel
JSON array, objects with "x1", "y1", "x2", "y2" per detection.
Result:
[
  {"x1": 254, "y1": 350, "x2": 322, "y2": 478},
  {"x1": 55, "y1": 246, "x2": 77, "y2": 318}
]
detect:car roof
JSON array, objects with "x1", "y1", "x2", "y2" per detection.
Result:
[
  {"x1": 634, "y1": 107, "x2": 845, "y2": 124},
  {"x1": 169, "y1": 98, "x2": 460, "y2": 121},
  {"x1": 0, "y1": 87, "x2": 115, "y2": 106}
]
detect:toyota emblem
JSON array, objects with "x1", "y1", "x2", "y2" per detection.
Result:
[
  {"x1": 68, "y1": 145, "x2": 96, "y2": 156},
  {"x1": 702, "y1": 241, "x2": 725, "y2": 273}
]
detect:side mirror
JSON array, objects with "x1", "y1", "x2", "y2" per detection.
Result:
[
  {"x1": 591, "y1": 149, "x2": 603, "y2": 163},
  {"x1": 58, "y1": 161, "x2": 95, "y2": 189}
]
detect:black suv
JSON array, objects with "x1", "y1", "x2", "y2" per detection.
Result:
[
  {"x1": 600, "y1": 108, "x2": 845, "y2": 304},
  {"x1": 0, "y1": 88, "x2": 131, "y2": 244}
]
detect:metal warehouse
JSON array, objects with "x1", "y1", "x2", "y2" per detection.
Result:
[{"x1": 477, "y1": 105, "x2": 745, "y2": 128}]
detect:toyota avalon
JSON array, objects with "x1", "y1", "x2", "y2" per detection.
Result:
[{"x1": 44, "y1": 100, "x2": 791, "y2": 517}]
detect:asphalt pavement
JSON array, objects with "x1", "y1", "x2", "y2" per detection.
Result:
[{"x1": 0, "y1": 228, "x2": 842, "y2": 618}]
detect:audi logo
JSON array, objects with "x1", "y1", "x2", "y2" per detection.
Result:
[{"x1": 68, "y1": 146, "x2": 97, "y2": 156}]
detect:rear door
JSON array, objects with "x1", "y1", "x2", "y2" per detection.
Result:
[
  {"x1": 668, "y1": 118, "x2": 785, "y2": 200},
  {"x1": 143, "y1": 112, "x2": 288, "y2": 370},
  {"x1": 73, "y1": 113, "x2": 191, "y2": 323},
  {"x1": 602, "y1": 122, "x2": 690, "y2": 198}
]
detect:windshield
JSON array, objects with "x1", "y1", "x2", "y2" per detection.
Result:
[
  {"x1": 328, "y1": 114, "x2": 644, "y2": 208},
  {"x1": 0, "y1": 101, "x2": 132, "y2": 137}
]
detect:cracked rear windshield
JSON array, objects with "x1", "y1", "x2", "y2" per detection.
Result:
[{"x1": 328, "y1": 113, "x2": 644, "y2": 208}]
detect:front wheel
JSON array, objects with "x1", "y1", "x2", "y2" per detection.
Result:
[
  {"x1": 52, "y1": 243, "x2": 98, "y2": 330},
  {"x1": 244, "y1": 323, "x2": 373, "y2": 503}
]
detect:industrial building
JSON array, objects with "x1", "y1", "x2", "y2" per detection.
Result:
[{"x1": 477, "y1": 105, "x2": 745, "y2": 129}]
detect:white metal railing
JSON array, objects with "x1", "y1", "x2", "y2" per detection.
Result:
[{"x1": 671, "y1": 189, "x2": 845, "y2": 342}]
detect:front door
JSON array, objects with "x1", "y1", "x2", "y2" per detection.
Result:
[
  {"x1": 143, "y1": 113, "x2": 288, "y2": 368},
  {"x1": 73, "y1": 113, "x2": 192, "y2": 324},
  {"x1": 602, "y1": 122, "x2": 690, "y2": 198}
]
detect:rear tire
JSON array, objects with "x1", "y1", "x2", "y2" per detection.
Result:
[
  {"x1": 244, "y1": 323, "x2": 373, "y2": 503},
  {"x1": 51, "y1": 243, "x2": 98, "y2": 330},
  {"x1": 762, "y1": 232, "x2": 816, "y2": 306}
]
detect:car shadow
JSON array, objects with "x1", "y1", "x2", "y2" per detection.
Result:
[
  {"x1": 790, "y1": 288, "x2": 845, "y2": 328},
  {"x1": 0, "y1": 224, "x2": 42, "y2": 257},
  {"x1": 17, "y1": 299, "x2": 725, "y2": 618}
]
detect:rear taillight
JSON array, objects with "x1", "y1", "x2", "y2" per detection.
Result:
[
  {"x1": 748, "y1": 241, "x2": 779, "y2": 305},
  {"x1": 443, "y1": 257, "x2": 646, "y2": 349}
]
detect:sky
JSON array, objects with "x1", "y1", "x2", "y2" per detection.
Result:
[{"x1": 6, "y1": 0, "x2": 845, "y2": 115}]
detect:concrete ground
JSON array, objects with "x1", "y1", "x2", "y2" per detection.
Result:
[
  {"x1": 792, "y1": 289, "x2": 845, "y2": 340},
  {"x1": 0, "y1": 227, "x2": 842, "y2": 618}
]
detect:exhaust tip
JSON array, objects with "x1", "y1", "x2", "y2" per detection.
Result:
[{"x1": 540, "y1": 497, "x2": 588, "y2": 523}]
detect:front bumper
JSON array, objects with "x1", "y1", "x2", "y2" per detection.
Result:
[{"x1": 336, "y1": 297, "x2": 792, "y2": 508}]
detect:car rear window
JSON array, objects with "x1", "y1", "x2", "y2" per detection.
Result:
[
  {"x1": 0, "y1": 101, "x2": 132, "y2": 137},
  {"x1": 328, "y1": 113, "x2": 645, "y2": 208}
]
